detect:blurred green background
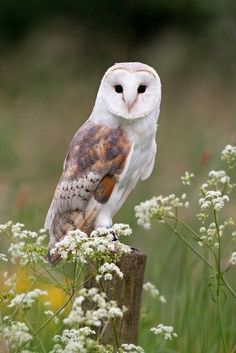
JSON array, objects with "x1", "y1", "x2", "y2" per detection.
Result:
[{"x1": 0, "y1": 1, "x2": 236, "y2": 352}]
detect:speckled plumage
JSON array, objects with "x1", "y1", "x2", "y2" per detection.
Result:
[{"x1": 45, "y1": 62, "x2": 161, "y2": 263}]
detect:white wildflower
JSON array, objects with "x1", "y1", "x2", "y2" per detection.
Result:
[
  {"x1": 50, "y1": 229, "x2": 88, "y2": 261},
  {"x1": 8, "y1": 238, "x2": 46, "y2": 265},
  {"x1": 197, "y1": 221, "x2": 227, "y2": 248},
  {"x1": 8, "y1": 288, "x2": 48, "y2": 310},
  {"x1": 0, "y1": 253, "x2": 8, "y2": 262},
  {"x1": 55, "y1": 328, "x2": 95, "y2": 343},
  {"x1": 135, "y1": 193, "x2": 189, "y2": 229},
  {"x1": 143, "y1": 282, "x2": 166, "y2": 303},
  {"x1": 112, "y1": 223, "x2": 132, "y2": 237},
  {"x1": 229, "y1": 252, "x2": 236, "y2": 266},
  {"x1": 108, "y1": 305, "x2": 124, "y2": 319},
  {"x1": 4, "y1": 272, "x2": 17, "y2": 293},
  {"x1": 221, "y1": 144, "x2": 236, "y2": 168},
  {"x1": 44, "y1": 310, "x2": 59, "y2": 323},
  {"x1": 0, "y1": 220, "x2": 13, "y2": 232},
  {"x1": 120, "y1": 343, "x2": 145, "y2": 353},
  {"x1": 181, "y1": 171, "x2": 194, "y2": 186},
  {"x1": 51, "y1": 225, "x2": 131, "y2": 264},
  {"x1": 52, "y1": 327, "x2": 96, "y2": 353},
  {"x1": 159, "y1": 295, "x2": 167, "y2": 304},
  {"x1": 135, "y1": 198, "x2": 161, "y2": 229},
  {"x1": 90, "y1": 227, "x2": 111, "y2": 237},
  {"x1": 199, "y1": 190, "x2": 229, "y2": 211},
  {"x1": 208, "y1": 170, "x2": 230, "y2": 184},
  {"x1": 185, "y1": 201, "x2": 190, "y2": 208},
  {"x1": 150, "y1": 324, "x2": 177, "y2": 340},
  {"x1": 64, "y1": 288, "x2": 125, "y2": 328},
  {"x1": 196, "y1": 212, "x2": 209, "y2": 223},
  {"x1": 2, "y1": 321, "x2": 32, "y2": 350},
  {"x1": 143, "y1": 282, "x2": 159, "y2": 297},
  {"x1": 96, "y1": 262, "x2": 123, "y2": 282},
  {"x1": 2, "y1": 222, "x2": 38, "y2": 239}
]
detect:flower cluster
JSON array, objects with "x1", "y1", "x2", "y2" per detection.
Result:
[
  {"x1": 0, "y1": 222, "x2": 48, "y2": 265},
  {"x1": 198, "y1": 218, "x2": 234, "y2": 248},
  {"x1": 143, "y1": 282, "x2": 166, "y2": 303},
  {"x1": 181, "y1": 171, "x2": 195, "y2": 186},
  {"x1": 199, "y1": 191, "x2": 229, "y2": 211},
  {"x1": 50, "y1": 327, "x2": 113, "y2": 353},
  {"x1": 200, "y1": 170, "x2": 234, "y2": 198},
  {"x1": 150, "y1": 324, "x2": 177, "y2": 340},
  {"x1": 96, "y1": 262, "x2": 124, "y2": 282},
  {"x1": 1, "y1": 321, "x2": 32, "y2": 351},
  {"x1": 64, "y1": 287, "x2": 126, "y2": 328},
  {"x1": 50, "y1": 224, "x2": 132, "y2": 264},
  {"x1": 229, "y1": 252, "x2": 236, "y2": 266},
  {"x1": 119, "y1": 343, "x2": 145, "y2": 353},
  {"x1": 0, "y1": 221, "x2": 38, "y2": 240},
  {"x1": 50, "y1": 229, "x2": 88, "y2": 262},
  {"x1": 112, "y1": 223, "x2": 132, "y2": 237},
  {"x1": 221, "y1": 144, "x2": 236, "y2": 168},
  {"x1": 44, "y1": 309, "x2": 59, "y2": 323},
  {"x1": 0, "y1": 253, "x2": 8, "y2": 262},
  {"x1": 8, "y1": 288, "x2": 48, "y2": 310},
  {"x1": 135, "y1": 193, "x2": 189, "y2": 229},
  {"x1": 208, "y1": 170, "x2": 230, "y2": 185}
]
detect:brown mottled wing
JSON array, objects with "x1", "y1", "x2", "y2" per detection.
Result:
[{"x1": 45, "y1": 120, "x2": 131, "y2": 261}]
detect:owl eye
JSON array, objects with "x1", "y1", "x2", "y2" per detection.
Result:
[
  {"x1": 114, "y1": 85, "x2": 123, "y2": 93},
  {"x1": 138, "y1": 85, "x2": 146, "y2": 94}
]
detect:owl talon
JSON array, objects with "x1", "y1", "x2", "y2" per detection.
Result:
[{"x1": 110, "y1": 230, "x2": 118, "y2": 241}]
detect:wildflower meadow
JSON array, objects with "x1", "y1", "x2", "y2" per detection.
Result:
[{"x1": 0, "y1": 144, "x2": 235, "y2": 352}]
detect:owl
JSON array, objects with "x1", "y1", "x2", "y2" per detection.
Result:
[{"x1": 45, "y1": 62, "x2": 161, "y2": 263}]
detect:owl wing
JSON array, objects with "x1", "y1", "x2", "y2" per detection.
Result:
[
  {"x1": 141, "y1": 140, "x2": 157, "y2": 180},
  {"x1": 45, "y1": 120, "x2": 131, "y2": 262}
]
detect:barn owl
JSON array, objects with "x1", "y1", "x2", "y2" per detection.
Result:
[{"x1": 45, "y1": 62, "x2": 161, "y2": 263}]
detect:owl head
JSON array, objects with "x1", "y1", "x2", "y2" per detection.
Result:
[{"x1": 95, "y1": 62, "x2": 161, "y2": 120}]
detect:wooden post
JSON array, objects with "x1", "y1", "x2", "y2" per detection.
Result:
[{"x1": 85, "y1": 247, "x2": 147, "y2": 347}]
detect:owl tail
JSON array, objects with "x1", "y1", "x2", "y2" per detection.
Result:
[{"x1": 46, "y1": 209, "x2": 99, "y2": 265}]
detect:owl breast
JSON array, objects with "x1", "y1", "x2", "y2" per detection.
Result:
[
  {"x1": 94, "y1": 113, "x2": 157, "y2": 228},
  {"x1": 122, "y1": 112, "x2": 157, "y2": 181}
]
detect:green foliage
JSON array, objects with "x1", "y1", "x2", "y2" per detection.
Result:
[{"x1": 0, "y1": 0, "x2": 236, "y2": 42}]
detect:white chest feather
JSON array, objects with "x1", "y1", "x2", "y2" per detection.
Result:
[
  {"x1": 93, "y1": 111, "x2": 158, "y2": 228},
  {"x1": 121, "y1": 111, "x2": 157, "y2": 183}
]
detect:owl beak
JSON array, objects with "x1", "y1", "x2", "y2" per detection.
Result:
[{"x1": 124, "y1": 95, "x2": 137, "y2": 112}]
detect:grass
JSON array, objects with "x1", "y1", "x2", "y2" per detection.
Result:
[{"x1": 0, "y1": 24, "x2": 236, "y2": 352}]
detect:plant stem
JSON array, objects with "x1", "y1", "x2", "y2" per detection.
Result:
[
  {"x1": 231, "y1": 343, "x2": 236, "y2": 353},
  {"x1": 5, "y1": 266, "x2": 26, "y2": 296},
  {"x1": 100, "y1": 278, "x2": 120, "y2": 350},
  {"x1": 214, "y1": 210, "x2": 228, "y2": 353},
  {"x1": 169, "y1": 216, "x2": 201, "y2": 241},
  {"x1": 25, "y1": 318, "x2": 47, "y2": 353},
  {"x1": 112, "y1": 319, "x2": 120, "y2": 351},
  {"x1": 40, "y1": 262, "x2": 68, "y2": 293},
  {"x1": 222, "y1": 277, "x2": 236, "y2": 298},
  {"x1": 11, "y1": 275, "x2": 39, "y2": 319},
  {"x1": 164, "y1": 222, "x2": 213, "y2": 269},
  {"x1": 33, "y1": 290, "x2": 74, "y2": 337},
  {"x1": 169, "y1": 215, "x2": 236, "y2": 298},
  {"x1": 217, "y1": 293, "x2": 228, "y2": 353}
]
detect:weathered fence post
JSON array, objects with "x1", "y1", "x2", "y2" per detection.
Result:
[{"x1": 85, "y1": 247, "x2": 147, "y2": 347}]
